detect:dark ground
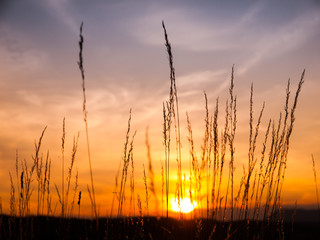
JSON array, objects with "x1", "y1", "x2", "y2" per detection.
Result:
[{"x1": 1, "y1": 209, "x2": 319, "y2": 239}]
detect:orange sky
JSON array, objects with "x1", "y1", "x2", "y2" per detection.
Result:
[{"x1": 0, "y1": 0, "x2": 320, "y2": 217}]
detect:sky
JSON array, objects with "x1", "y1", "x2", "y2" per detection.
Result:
[{"x1": 0, "y1": 0, "x2": 320, "y2": 216}]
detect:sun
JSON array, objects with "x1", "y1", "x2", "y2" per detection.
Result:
[{"x1": 171, "y1": 197, "x2": 197, "y2": 213}]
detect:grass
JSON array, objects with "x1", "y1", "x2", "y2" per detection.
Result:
[
  {"x1": 312, "y1": 155, "x2": 320, "y2": 221},
  {"x1": 78, "y1": 22, "x2": 97, "y2": 218},
  {"x1": 0, "y1": 21, "x2": 318, "y2": 240}
]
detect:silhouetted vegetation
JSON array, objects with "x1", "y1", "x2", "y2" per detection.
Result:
[{"x1": 1, "y1": 21, "x2": 319, "y2": 240}]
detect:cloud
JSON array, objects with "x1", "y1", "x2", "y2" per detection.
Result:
[
  {"x1": 177, "y1": 70, "x2": 226, "y2": 87},
  {"x1": 238, "y1": 9, "x2": 320, "y2": 75},
  {"x1": 130, "y1": 2, "x2": 263, "y2": 52},
  {"x1": 0, "y1": 24, "x2": 49, "y2": 75},
  {"x1": 129, "y1": 1, "x2": 320, "y2": 79},
  {"x1": 45, "y1": 0, "x2": 79, "y2": 33}
]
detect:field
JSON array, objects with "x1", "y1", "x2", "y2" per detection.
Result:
[
  {"x1": 1, "y1": 210, "x2": 320, "y2": 239},
  {"x1": 1, "y1": 16, "x2": 320, "y2": 240}
]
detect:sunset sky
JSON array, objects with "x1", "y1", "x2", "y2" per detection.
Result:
[{"x1": 1, "y1": 0, "x2": 320, "y2": 216}]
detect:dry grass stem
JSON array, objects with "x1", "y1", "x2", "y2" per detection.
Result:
[
  {"x1": 311, "y1": 155, "x2": 320, "y2": 212},
  {"x1": 77, "y1": 22, "x2": 97, "y2": 218}
]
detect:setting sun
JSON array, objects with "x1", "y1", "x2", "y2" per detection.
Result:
[{"x1": 171, "y1": 198, "x2": 197, "y2": 213}]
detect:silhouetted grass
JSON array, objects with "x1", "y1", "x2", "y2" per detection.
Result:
[
  {"x1": 77, "y1": 22, "x2": 97, "y2": 218},
  {"x1": 1, "y1": 21, "x2": 318, "y2": 240}
]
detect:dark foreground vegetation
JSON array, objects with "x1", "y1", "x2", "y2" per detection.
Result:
[{"x1": 1, "y1": 210, "x2": 320, "y2": 240}]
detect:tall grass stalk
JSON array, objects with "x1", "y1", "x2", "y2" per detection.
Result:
[
  {"x1": 186, "y1": 112, "x2": 199, "y2": 216},
  {"x1": 270, "y1": 70, "x2": 305, "y2": 220},
  {"x1": 41, "y1": 151, "x2": 50, "y2": 215},
  {"x1": 162, "y1": 102, "x2": 171, "y2": 218},
  {"x1": 34, "y1": 127, "x2": 47, "y2": 216},
  {"x1": 78, "y1": 191, "x2": 81, "y2": 218},
  {"x1": 211, "y1": 97, "x2": 219, "y2": 219},
  {"x1": 61, "y1": 118, "x2": 65, "y2": 217},
  {"x1": 68, "y1": 168, "x2": 78, "y2": 217},
  {"x1": 110, "y1": 164, "x2": 120, "y2": 217},
  {"x1": 9, "y1": 172, "x2": 16, "y2": 217},
  {"x1": 77, "y1": 22, "x2": 97, "y2": 218},
  {"x1": 215, "y1": 100, "x2": 229, "y2": 220},
  {"x1": 201, "y1": 92, "x2": 210, "y2": 219},
  {"x1": 118, "y1": 110, "x2": 136, "y2": 216},
  {"x1": 240, "y1": 84, "x2": 265, "y2": 221},
  {"x1": 311, "y1": 155, "x2": 320, "y2": 213},
  {"x1": 161, "y1": 160, "x2": 164, "y2": 217},
  {"x1": 253, "y1": 119, "x2": 271, "y2": 220},
  {"x1": 15, "y1": 150, "x2": 20, "y2": 216},
  {"x1": 228, "y1": 65, "x2": 237, "y2": 221},
  {"x1": 65, "y1": 133, "x2": 80, "y2": 216},
  {"x1": 55, "y1": 184, "x2": 63, "y2": 212},
  {"x1": 143, "y1": 164, "x2": 149, "y2": 216},
  {"x1": 162, "y1": 21, "x2": 173, "y2": 219},
  {"x1": 137, "y1": 194, "x2": 144, "y2": 238},
  {"x1": 146, "y1": 127, "x2": 158, "y2": 213},
  {"x1": 162, "y1": 20, "x2": 183, "y2": 218},
  {"x1": 46, "y1": 157, "x2": 52, "y2": 215},
  {"x1": 129, "y1": 140, "x2": 135, "y2": 216}
]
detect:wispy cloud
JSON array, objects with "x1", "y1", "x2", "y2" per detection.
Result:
[
  {"x1": 0, "y1": 24, "x2": 49, "y2": 76},
  {"x1": 130, "y1": 1, "x2": 320, "y2": 78},
  {"x1": 131, "y1": 2, "x2": 263, "y2": 52},
  {"x1": 238, "y1": 9, "x2": 320, "y2": 75},
  {"x1": 45, "y1": 0, "x2": 79, "y2": 33}
]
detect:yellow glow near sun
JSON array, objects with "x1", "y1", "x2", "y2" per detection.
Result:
[{"x1": 171, "y1": 197, "x2": 197, "y2": 213}]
